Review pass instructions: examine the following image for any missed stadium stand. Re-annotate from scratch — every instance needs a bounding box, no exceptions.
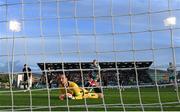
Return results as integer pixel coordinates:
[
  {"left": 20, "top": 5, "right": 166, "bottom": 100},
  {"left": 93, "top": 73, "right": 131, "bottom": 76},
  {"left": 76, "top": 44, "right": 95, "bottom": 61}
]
[{"left": 37, "top": 61, "right": 153, "bottom": 87}]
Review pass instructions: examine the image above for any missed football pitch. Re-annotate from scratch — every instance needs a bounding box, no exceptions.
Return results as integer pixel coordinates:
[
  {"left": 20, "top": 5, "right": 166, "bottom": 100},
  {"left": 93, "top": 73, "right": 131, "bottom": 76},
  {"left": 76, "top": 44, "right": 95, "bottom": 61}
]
[{"left": 0, "top": 86, "right": 180, "bottom": 111}]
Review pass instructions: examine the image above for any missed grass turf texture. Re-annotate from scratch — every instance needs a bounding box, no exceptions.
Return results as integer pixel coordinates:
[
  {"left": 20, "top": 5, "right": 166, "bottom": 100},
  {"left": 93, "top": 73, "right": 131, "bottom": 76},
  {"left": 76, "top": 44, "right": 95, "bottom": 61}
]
[{"left": 0, "top": 86, "right": 180, "bottom": 111}]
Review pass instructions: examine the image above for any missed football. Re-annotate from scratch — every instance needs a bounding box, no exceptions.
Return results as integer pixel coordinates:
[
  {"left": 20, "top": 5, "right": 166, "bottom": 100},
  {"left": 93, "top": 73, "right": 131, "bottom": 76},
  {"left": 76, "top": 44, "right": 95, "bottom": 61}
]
[{"left": 66, "top": 93, "right": 73, "bottom": 99}]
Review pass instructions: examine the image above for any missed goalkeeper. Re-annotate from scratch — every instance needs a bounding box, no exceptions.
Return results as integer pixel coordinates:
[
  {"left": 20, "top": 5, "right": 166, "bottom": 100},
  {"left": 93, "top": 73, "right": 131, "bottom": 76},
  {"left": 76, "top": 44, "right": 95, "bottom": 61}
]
[{"left": 58, "top": 73, "right": 102, "bottom": 100}]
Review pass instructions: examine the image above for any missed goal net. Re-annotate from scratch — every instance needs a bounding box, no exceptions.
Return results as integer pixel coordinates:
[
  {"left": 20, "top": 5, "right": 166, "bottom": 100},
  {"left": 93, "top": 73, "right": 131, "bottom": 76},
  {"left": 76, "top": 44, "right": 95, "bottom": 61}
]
[{"left": 0, "top": 0, "right": 180, "bottom": 111}]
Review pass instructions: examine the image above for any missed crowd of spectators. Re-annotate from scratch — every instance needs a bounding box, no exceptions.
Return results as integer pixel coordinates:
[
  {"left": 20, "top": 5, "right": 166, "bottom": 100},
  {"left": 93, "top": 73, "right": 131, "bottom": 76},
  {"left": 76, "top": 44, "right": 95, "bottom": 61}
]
[{"left": 35, "top": 69, "right": 153, "bottom": 88}]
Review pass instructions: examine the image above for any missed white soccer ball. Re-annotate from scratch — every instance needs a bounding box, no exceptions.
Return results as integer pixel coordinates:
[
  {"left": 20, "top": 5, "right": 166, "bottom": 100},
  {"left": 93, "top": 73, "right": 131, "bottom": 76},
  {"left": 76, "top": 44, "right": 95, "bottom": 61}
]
[{"left": 66, "top": 93, "right": 73, "bottom": 99}]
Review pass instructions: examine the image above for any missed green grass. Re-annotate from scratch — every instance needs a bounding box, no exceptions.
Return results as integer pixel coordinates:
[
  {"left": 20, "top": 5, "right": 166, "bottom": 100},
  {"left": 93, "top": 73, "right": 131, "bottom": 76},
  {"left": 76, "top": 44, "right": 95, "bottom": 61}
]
[{"left": 0, "top": 86, "right": 180, "bottom": 111}]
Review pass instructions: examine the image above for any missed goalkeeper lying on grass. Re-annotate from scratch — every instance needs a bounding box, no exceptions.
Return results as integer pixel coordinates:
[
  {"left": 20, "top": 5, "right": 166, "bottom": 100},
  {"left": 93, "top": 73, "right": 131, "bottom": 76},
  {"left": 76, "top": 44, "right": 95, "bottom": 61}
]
[{"left": 58, "top": 73, "right": 103, "bottom": 100}]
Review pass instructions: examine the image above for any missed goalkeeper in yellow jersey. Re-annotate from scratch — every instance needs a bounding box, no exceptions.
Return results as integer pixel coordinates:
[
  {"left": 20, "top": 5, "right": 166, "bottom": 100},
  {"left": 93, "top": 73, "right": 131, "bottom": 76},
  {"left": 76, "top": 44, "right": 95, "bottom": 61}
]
[{"left": 58, "top": 73, "right": 102, "bottom": 100}]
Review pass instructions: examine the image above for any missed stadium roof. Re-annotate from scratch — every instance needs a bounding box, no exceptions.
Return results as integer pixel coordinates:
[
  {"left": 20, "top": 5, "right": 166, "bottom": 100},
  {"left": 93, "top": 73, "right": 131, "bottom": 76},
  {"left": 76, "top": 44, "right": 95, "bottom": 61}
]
[{"left": 37, "top": 61, "right": 153, "bottom": 71}]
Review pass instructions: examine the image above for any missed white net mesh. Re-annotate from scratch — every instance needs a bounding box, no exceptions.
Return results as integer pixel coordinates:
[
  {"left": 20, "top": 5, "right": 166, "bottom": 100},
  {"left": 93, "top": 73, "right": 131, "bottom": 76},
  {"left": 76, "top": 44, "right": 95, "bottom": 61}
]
[{"left": 0, "top": 0, "right": 180, "bottom": 111}]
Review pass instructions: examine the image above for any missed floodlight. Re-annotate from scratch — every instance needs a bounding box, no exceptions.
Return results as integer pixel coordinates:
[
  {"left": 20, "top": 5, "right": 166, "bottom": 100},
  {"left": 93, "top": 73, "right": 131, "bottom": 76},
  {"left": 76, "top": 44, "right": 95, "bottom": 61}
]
[
  {"left": 9, "top": 20, "right": 21, "bottom": 32},
  {"left": 164, "top": 17, "right": 176, "bottom": 26}
]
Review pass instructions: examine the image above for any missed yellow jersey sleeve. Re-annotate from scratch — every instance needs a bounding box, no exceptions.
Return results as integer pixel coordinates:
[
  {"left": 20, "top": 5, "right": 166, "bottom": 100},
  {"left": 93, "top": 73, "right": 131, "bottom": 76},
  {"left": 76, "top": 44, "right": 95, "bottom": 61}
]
[
  {"left": 59, "top": 81, "right": 83, "bottom": 99},
  {"left": 69, "top": 81, "right": 82, "bottom": 97}
]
